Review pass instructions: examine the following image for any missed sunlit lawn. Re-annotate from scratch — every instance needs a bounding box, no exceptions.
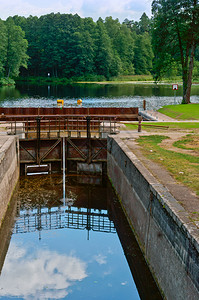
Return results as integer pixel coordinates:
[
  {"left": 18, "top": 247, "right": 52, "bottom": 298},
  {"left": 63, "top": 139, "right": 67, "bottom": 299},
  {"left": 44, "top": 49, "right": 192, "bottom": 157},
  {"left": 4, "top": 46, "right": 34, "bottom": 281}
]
[
  {"left": 137, "top": 135, "right": 199, "bottom": 196},
  {"left": 158, "top": 104, "right": 199, "bottom": 120},
  {"left": 123, "top": 120, "right": 199, "bottom": 195}
]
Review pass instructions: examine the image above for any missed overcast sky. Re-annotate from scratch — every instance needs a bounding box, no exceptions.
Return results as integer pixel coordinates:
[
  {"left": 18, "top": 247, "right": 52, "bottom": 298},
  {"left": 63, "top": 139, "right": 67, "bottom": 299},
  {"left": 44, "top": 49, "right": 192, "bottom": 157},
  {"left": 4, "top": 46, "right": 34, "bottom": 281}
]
[{"left": 0, "top": 0, "right": 152, "bottom": 22}]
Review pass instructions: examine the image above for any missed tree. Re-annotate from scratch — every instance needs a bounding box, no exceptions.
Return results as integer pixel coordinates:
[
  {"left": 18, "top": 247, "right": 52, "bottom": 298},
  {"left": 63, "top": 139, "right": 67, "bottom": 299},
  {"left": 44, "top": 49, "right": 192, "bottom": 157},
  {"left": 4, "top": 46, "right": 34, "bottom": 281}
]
[
  {"left": 139, "top": 13, "right": 151, "bottom": 34},
  {"left": 104, "top": 17, "right": 134, "bottom": 74},
  {"left": 0, "top": 19, "right": 7, "bottom": 77},
  {"left": 63, "top": 30, "right": 95, "bottom": 77},
  {"left": 134, "top": 32, "right": 153, "bottom": 74},
  {"left": 4, "top": 17, "right": 28, "bottom": 78},
  {"left": 94, "top": 19, "right": 119, "bottom": 78},
  {"left": 152, "top": 0, "right": 199, "bottom": 103},
  {"left": 13, "top": 15, "right": 41, "bottom": 76}
]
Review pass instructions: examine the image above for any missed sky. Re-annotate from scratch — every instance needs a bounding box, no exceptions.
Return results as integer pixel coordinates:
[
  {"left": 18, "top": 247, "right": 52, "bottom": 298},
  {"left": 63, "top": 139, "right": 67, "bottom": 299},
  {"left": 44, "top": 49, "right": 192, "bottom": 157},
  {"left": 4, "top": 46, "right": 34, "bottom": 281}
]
[{"left": 0, "top": 0, "right": 152, "bottom": 22}]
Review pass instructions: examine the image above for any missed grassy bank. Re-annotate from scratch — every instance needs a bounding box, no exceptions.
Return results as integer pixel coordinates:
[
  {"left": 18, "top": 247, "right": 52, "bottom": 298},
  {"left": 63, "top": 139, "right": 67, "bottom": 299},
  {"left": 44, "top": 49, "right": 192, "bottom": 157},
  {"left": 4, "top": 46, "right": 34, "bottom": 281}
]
[
  {"left": 137, "top": 134, "right": 199, "bottom": 196},
  {"left": 124, "top": 99, "right": 199, "bottom": 193},
  {"left": 124, "top": 108, "right": 199, "bottom": 195},
  {"left": 158, "top": 104, "right": 199, "bottom": 120}
]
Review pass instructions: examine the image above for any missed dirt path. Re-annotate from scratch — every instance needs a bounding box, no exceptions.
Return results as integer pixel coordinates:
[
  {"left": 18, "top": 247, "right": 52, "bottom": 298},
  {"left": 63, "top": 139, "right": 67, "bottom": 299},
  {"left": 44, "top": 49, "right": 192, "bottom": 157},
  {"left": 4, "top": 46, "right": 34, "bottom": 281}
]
[{"left": 159, "top": 132, "right": 199, "bottom": 156}]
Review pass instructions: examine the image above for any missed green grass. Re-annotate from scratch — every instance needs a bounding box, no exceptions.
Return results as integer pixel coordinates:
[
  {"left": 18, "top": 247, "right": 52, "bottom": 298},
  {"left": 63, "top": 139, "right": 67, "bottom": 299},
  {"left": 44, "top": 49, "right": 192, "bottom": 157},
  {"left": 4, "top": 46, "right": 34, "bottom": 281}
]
[
  {"left": 111, "top": 74, "right": 154, "bottom": 82},
  {"left": 173, "top": 134, "right": 199, "bottom": 151},
  {"left": 158, "top": 104, "right": 199, "bottom": 120},
  {"left": 137, "top": 135, "right": 199, "bottom": 195},
  {"left": 125, "top": 122, "right": 199, "bottom": 130}
]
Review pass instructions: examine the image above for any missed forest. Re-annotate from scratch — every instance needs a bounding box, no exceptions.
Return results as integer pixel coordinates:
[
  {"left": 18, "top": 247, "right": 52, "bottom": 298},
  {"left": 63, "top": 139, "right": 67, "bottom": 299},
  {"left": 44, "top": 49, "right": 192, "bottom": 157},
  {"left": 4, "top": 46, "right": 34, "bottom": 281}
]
[
  {"left": 0, "top": 1, "right": 199, "bottom": 103},
  {"left": 0, "top": 13, "right": 153, "bottom": 81}
]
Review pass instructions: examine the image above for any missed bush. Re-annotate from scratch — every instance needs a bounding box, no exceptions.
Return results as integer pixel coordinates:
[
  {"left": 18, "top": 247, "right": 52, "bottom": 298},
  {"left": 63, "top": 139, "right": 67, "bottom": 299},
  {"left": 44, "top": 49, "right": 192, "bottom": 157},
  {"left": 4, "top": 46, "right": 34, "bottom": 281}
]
[{"left": 0, "top": 77, "right": 15, "bottom": 86}]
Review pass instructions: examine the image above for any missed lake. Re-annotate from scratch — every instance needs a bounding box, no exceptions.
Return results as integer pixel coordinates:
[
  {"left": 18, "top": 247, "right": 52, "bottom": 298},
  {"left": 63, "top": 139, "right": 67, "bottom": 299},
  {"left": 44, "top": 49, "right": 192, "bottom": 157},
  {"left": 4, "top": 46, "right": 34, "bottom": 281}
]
[{"left": 0, "top": 82, "right": 199, "bottom": 110}]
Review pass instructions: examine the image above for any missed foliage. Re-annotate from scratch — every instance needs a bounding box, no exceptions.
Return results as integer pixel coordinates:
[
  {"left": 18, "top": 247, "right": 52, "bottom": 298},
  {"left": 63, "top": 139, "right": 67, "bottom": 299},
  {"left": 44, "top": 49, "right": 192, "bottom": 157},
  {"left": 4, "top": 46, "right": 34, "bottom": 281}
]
[
  {"left": 17, "top": 74, "right": 106, "bottom": 85},
  {"left": 0, "top": 17, "right": 28, "bottom": 81},
  {"left": 134, "top": 32, "right": 154, "bottom": 74},
  {"left": 0, "top": 77, "right": 15, "bottom": 86},
  {"left": 0, "top": 19, "right": 7, "bottom": 77},
  {"left": 151, "top": 0, "right": 199, "bottom": 103},
  {"left": 123, "top": 13, "right": 152, "bottom": 34},
  {"left": 2, "top": 10, "right": 199, "bottom": 82},
  {"left": 123, "top": 13, "right": 154, "bottom": 75},
  {"left": 4, "top": 18, "right": 28, "bottom": 78},
  {"left": 9, "top": 13, "right": 155, "bottom": 80},
  {"left": 193, "top": 60, "right": 199, "bottom": 79}
]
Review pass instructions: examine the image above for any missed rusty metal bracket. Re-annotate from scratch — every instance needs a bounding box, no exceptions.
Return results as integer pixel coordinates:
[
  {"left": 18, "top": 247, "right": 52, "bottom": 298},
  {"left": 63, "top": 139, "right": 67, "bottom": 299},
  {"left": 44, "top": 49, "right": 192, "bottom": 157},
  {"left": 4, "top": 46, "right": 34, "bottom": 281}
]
[
  {"left": 39, "top": 138, "right": 61, "bottom": 162},
  {"left": 19, "top": 144, "right": 36, "bottom": 161},
  {"left": 87, "top": 139, "right": 107, "bottom": 163},
  {"left": 66, "top": 138, "right": 87, "bottom": 160}
]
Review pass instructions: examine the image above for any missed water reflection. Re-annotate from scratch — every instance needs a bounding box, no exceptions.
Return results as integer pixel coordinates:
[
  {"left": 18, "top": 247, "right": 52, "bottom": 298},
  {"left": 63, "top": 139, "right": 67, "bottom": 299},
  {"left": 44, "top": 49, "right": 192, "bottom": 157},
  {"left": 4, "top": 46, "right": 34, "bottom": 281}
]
[
  {"left": 0, "top": 175, "right": 162, "bottom": 299},
  {"left": 14, "top": 175, "right": 114, "bottom": 238},
  {"left": 0, "top": 244, "right": 87, "bottom": 299},
  {"left": 0, "top": 83, "right": 199, "bottom": 110}
]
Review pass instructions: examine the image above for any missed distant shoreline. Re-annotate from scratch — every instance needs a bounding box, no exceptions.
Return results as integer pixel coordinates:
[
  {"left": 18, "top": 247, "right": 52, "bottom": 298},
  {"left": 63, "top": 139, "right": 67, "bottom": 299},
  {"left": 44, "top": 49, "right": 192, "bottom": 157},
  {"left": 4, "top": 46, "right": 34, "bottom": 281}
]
[{"left": 2, "top": 76, "right": 199, "bottom": 87}]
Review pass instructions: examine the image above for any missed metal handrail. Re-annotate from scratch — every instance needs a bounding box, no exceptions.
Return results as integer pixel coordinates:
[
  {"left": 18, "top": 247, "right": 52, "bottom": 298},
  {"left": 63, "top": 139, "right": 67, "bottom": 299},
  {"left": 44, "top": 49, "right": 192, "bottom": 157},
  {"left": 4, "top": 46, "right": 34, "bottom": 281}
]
[{"left": 1, "top": 115, "right": 120, "bottom": 139}]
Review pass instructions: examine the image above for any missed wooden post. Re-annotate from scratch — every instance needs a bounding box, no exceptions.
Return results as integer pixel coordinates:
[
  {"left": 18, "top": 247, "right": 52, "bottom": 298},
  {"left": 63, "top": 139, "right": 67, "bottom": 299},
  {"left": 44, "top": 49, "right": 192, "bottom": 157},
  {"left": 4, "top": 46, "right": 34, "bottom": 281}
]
[
  {"left": 138, "top": 115, "right": 142, "bottom": 132},
  {"left": 143, "top": 99, "right": 146, "bottom": 110}
]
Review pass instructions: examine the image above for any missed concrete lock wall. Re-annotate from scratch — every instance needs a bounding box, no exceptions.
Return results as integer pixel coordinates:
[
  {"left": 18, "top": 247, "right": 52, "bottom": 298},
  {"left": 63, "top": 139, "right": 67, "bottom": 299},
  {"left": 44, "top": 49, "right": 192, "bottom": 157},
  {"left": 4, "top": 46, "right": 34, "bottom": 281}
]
[
  {"left": 107, "top": 135, "right": 199, "bottom": 300},
  {"left": 0, "top": 136, "right": 20, "bottom": 227}
]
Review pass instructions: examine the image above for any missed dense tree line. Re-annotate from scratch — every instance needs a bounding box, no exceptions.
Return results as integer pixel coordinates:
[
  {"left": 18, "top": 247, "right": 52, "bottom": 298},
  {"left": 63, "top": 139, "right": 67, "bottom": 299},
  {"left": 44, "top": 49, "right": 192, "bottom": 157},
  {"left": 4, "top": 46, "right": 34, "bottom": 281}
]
[
  {"left": 0, "top": 17, "right": 28, "bottom": 81},
  {"left": 1, "top": 13, "right": 153, "bottom": 80}
]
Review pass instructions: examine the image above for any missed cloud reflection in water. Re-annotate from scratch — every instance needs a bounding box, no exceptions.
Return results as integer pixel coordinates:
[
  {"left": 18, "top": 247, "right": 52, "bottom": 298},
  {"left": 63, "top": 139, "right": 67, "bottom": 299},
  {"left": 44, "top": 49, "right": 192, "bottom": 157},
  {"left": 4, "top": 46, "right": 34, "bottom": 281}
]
[{"left": 0, "top": 243, "right": 87, "bottom": 299}]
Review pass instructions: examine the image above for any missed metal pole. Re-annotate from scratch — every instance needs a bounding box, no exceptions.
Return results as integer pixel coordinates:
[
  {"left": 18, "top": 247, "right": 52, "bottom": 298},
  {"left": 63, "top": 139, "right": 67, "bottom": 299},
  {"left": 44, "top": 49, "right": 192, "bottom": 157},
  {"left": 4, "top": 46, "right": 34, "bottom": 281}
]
[
  {"left": 86, "top": 116, "right": 91, "bottom": 139},
  {"left": 36, "top": 117, "right": 41, "bottom": 164},
  {"left": 174, "top": 90, "right": 176, "bottom": 104},
  {"left": 63, "top": 137, "right": 66, "bottom": 206},
  {"left": 86, "top": 116, "right": 91, "bottom": 163}
]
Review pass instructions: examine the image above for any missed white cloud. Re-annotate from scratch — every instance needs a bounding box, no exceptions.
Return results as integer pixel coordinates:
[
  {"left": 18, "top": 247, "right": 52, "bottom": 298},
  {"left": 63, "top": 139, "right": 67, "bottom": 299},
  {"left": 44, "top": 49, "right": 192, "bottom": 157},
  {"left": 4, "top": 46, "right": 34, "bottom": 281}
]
[
  {"left": 0, "top": 0, "right": 152, "bottom": 21},
  {"left": 82, "top": 0, "right": 151, "bottom": 20},
  {"left": 93, "top": 254, "right": 107, "bottom": 265},
  {"left": 0, "top": 243, "right": 87, "bottom": 299},
  {"left": 121, "top": 281, "right": 128, "bottom": 286}
]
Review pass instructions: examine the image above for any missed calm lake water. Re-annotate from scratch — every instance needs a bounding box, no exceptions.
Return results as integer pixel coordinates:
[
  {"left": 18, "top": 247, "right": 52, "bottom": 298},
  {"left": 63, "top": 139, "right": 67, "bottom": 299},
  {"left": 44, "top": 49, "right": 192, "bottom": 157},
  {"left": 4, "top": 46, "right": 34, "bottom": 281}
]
[
  {"left": 0, "top": 83, "right": 199, "bottom": 110},
  {"left": 0, "top": 175, "right": 162, "bottom": 300}
]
